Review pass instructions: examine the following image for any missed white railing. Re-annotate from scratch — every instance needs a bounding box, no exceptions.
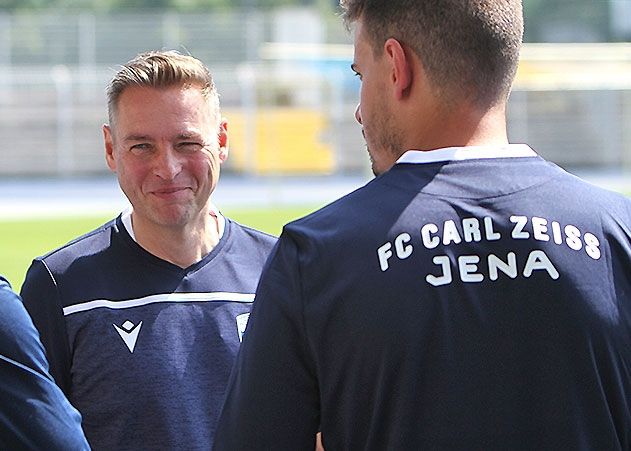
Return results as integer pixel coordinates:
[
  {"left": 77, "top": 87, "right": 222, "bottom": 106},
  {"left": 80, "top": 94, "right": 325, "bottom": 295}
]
[{"left": 0, "top": 11, "right": 630, "bottom": 175}]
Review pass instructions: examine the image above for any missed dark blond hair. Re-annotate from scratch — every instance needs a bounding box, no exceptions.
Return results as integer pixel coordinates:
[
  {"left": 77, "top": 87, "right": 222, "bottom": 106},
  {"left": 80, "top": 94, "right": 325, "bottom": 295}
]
[
  {"left": 106, "top": 50, "right": 220, "bottom": 127},
  {"left": 340, "top": 0, "right": 523, "bottom": 107}
]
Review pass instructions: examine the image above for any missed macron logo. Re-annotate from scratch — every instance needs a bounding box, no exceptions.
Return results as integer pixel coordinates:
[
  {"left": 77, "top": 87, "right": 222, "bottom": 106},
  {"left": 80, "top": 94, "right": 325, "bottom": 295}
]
[{"left": 113, "top": 320, "right": 143, "bottom": 353}]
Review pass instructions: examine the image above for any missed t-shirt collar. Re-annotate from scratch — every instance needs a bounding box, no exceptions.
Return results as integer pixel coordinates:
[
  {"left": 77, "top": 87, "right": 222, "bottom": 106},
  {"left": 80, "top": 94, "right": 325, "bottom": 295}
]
[
  {"left": 121, "top": 203, "right": 225, "bottom": 243},
  {"left": 396, "top": 144, "right": 537, "bottom": 165}
]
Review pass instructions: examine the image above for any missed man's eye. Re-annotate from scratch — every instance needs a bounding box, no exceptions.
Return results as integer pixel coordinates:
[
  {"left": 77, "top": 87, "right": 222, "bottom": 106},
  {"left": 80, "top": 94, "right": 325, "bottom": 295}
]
[
  {"left": 178, "top": 142, "right": 203, "bottom": 152},
  {"left": 130, "top": 144, "right": 151, "bottom": 154}
]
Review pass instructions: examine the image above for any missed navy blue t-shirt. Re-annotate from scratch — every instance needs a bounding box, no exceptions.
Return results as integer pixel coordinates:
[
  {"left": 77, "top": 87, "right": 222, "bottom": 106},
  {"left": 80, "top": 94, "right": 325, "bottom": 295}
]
[
  {"left": 215, "top": 146, "right": 631, "bottom": 450},
  {"left": 20, "top": 216, "right": 276, "bottom": 451}
]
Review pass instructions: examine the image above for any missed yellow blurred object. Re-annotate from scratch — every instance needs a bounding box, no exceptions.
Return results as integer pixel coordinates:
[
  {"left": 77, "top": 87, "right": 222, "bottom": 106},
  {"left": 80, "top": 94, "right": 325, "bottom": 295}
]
[
  {"left": 514, "top": 43, "right": 631, "bottom": 90},
  {"left": 224, "top": 107, "right": 334, "bottom": 174}
]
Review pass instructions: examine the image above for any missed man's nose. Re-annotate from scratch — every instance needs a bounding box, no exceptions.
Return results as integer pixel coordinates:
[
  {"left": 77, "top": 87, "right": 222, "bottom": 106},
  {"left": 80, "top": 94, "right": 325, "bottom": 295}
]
[
  {"left": 153, "top": 147, "right": 182, "bottom": 180},
  {"left": 355, "top": 104, "right": 362, "bottom": 125}
]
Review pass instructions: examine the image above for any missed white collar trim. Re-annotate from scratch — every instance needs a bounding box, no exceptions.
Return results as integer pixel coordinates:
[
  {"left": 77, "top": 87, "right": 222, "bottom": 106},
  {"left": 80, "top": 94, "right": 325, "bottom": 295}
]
[
  {"left": 121, "top": 208, "right": 135, "bottom": 240},
  {"left": 120, "top": 203, "right": 225, "bottom": 243},
  {"left": 396, "top": 144, "right": 536, "bottom": 165}
]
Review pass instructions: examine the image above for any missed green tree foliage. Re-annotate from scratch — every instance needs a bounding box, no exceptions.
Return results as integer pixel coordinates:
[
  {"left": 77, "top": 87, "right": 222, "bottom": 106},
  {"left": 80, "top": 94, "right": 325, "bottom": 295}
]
[
  {"left": 0, "top": 0, "right": 614, "bottom": 42},
  {"left": 523, "top": 0, "right": 610, "bottom": 41},
  {"left": 0, "top": 0, "right": 315, "bottom": 11},
  {"left": 0, "top": 0, "right": 49, "bottom": 9}
]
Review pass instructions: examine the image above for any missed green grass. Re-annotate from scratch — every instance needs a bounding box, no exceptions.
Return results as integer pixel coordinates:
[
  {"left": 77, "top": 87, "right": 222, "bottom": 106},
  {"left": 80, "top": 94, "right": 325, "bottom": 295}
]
[{"left": 0, "top": 205, "right": 317, "bottom": 292}]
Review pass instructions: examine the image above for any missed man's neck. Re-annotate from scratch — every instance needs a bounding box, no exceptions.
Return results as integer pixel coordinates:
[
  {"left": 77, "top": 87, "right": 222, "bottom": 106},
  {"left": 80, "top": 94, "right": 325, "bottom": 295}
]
[
  {"left": 131, "top": 211, "right": 221, "bottom": 269},
  {"left": 402, "top": 97, "right": 509, "bottom": 152}
]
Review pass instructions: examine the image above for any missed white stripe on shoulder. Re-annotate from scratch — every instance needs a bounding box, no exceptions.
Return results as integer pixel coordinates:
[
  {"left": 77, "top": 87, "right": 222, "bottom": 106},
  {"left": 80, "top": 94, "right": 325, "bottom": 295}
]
[
  {"left": 63, "top": 292, "right": 255, "bottom": 316},
  {"left": 396, "top": 144, "right": 537, "bottom": 165}
]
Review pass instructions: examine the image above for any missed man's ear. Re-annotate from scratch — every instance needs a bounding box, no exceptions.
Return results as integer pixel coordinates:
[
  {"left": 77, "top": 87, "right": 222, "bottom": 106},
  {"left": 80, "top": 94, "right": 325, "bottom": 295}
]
[
  {"left": 384, "top": 38, "right": 412, "bottom": 100},
  {"left": 217, "top": 119, "right": 229, "bottom": 163},
  {"left": 103, "top": 124, "right": 117, "bottom": 172}
]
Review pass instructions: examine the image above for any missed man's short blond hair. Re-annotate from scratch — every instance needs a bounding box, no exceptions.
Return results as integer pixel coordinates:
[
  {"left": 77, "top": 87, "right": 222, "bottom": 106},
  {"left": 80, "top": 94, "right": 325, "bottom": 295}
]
[{"left": 106, "top": 50, "right": 220, "bottom": 128}]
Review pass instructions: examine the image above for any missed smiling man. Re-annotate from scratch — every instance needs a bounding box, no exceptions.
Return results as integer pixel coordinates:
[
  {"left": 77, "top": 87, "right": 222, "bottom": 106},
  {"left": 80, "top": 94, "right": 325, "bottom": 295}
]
[{"left": 20, "top": 50, "right": 276, "bottom": 450}]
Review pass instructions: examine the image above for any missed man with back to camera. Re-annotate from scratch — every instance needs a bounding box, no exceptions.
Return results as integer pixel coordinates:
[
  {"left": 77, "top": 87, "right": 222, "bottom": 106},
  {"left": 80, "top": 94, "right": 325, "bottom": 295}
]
[
  {"left": 0, "top": 275, "right": 89, "bottom": 450},
  {"left": 19, "top": 50, "right": 277, "bottom": 450},
  {"left": 213, "top": 1, "right": 631, "bottom": 449}
]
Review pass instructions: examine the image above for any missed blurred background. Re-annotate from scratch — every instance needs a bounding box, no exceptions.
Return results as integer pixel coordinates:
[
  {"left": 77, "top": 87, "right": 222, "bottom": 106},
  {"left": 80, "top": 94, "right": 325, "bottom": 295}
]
[{"left": 0, "top": 0, "right": 630, "bottom": 179}]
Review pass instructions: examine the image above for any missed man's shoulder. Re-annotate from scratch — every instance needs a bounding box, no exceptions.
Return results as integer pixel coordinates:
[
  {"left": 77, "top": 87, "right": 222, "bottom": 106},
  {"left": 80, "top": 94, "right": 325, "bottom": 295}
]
[
  {"left": 284, "top": 179, "right": 379, "bottom": 235},
  {"left": 36, "top": 217, "right": 120, "bottom": 269},
  {"left": 0, "top": 278, "right": 28, "bottom": 329},
  {"left": 226, "top": 219, "right": 278, "bottom": 248},
  {"left": 555, "top": 170, "right": 631, "bottom": 214},
  {"left": 0, "top": 278, "right": 43, "bottom": 363}
]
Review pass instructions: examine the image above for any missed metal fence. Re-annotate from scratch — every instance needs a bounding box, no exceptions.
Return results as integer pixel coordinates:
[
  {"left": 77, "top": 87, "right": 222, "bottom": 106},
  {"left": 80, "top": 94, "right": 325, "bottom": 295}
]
[
  {"left": 1, "top": 11, "right": 630, "bottom": 177},
  {"left": 0, "top": 9, "right": 350, "bottom": 67}
]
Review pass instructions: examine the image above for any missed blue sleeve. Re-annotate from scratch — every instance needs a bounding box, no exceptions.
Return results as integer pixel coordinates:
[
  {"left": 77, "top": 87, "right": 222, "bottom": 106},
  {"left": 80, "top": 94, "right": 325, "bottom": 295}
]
[
  {"left": 20, "top": 259, "right": 72, "bottom": 394},
  {"left": 213, "top": 233, "right": 320, "bottom": 451},
  {"left": 0, "top": 276, "right": 90, "bottom": 450}
]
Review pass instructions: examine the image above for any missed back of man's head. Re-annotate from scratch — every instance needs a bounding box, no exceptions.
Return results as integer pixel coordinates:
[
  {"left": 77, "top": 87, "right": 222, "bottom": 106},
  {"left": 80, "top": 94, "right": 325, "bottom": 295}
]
[
  {"left": 340, "top": 0, "right": 523, "bottom": 108},
  {"left": 106, "top": 50, "right": 220, "bottom": 128}
]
